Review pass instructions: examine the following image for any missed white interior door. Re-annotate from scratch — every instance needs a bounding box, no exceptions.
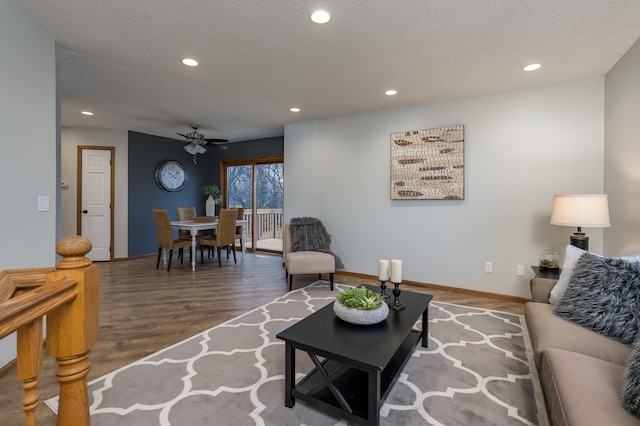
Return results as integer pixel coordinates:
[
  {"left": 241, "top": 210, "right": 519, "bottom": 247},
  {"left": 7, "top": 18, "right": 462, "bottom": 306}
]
[{"left": 81, "top": 148, "right": 112, "bottom": 261}]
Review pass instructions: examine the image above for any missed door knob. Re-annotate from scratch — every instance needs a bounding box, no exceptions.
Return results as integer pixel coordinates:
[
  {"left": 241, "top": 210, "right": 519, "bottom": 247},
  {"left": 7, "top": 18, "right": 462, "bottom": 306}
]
[{"left": 82, "top": 210, "right": 88, "bottom": 214}]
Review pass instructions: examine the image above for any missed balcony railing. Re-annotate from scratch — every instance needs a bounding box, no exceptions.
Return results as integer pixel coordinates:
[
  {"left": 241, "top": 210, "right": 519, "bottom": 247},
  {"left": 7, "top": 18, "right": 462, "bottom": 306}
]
[{"left": 240, "top": 208, "right": 283, "bottom": 251}]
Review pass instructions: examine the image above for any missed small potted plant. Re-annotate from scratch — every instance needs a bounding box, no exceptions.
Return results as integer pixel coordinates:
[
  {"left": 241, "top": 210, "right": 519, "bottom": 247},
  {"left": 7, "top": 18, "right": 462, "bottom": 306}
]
[
  {"left": 202, "top": 184, "right": 221, "bottom": 216},
  {"left": 333, "top": 285, "right": 389, "bottom": 325}
]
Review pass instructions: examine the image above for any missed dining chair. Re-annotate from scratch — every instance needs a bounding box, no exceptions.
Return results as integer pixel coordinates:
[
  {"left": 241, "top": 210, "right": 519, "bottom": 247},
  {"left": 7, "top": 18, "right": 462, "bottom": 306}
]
[
  {"left": 176, "top": 207, "right": 197, "bottom": 240},
  {"left": 153, "top": 209, "right": 192, "bottom": 271},
  {"left": 199, "top": 208, "right": 238, "bottom": 267}
]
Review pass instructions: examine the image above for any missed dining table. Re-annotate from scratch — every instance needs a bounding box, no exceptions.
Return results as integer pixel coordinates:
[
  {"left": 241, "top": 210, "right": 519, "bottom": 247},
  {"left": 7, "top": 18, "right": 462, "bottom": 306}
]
[{"left": 170, "top": 219, "right": 247, "bottom": 271}]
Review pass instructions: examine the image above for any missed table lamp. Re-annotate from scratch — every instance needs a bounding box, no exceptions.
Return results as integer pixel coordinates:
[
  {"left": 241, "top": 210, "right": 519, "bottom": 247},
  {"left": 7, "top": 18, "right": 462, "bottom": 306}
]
[{"left": 549, "top": 194, "right": 611, "bottom": 251}]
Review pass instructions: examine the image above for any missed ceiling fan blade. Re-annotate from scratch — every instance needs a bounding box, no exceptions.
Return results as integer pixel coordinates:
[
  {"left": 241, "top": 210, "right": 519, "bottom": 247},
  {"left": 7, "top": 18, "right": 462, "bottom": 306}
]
[{"left": 177, "top": 125, "right": 228, "bottom": 151}]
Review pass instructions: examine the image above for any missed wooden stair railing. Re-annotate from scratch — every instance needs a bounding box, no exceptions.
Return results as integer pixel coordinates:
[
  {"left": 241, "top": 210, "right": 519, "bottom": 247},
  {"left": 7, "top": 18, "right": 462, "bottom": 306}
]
[{"left": 0, "top": 236, "right": 99, "bottom": 426}]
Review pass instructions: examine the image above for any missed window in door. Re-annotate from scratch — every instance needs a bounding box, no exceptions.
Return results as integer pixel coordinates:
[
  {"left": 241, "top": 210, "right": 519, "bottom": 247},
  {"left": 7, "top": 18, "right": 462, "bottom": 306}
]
[{"left": 223, "top": 156, "right": 283, "bottom": 253}]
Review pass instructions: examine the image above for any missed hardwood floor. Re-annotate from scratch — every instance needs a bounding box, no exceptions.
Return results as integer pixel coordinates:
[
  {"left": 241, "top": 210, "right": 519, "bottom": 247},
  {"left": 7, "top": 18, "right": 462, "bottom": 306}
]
[{"left": 0, "top": 252, "right": 524, "bottom": 425}]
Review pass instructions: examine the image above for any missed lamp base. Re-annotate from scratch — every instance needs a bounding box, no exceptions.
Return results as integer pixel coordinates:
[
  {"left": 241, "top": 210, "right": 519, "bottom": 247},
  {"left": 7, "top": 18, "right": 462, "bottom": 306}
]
[{"left": 570, "top": 233, "right": 589, "bottom": 251}]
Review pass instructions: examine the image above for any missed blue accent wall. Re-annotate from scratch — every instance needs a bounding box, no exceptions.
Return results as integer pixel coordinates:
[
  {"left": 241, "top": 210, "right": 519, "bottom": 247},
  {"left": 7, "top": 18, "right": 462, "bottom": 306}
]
[{"left": 127, "top": 131, "right": 283, "bottom": 256}]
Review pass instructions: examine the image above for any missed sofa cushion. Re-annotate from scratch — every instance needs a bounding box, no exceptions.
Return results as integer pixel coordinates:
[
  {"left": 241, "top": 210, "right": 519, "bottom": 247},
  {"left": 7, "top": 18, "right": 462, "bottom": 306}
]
[
  {"left": 622, "top": 339, "right": 640, "bottom": 418},
  {"left": 554, "top": 252, "right": 640, "bottom": 345},
  {"left": 525, "top": 302, "right": 631, "bottom": 370},
  {"left": 541, "top": 348, "right": 640, "bottom": 426},
  {"left": 285, "top": 251, "right": 335, "bottom": 275}
]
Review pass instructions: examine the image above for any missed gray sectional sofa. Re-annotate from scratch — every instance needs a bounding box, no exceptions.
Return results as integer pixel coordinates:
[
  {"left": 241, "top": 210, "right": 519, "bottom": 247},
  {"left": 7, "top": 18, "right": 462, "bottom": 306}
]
[{"left": 525, "top": 277, "right": 639, "bottom": 426}]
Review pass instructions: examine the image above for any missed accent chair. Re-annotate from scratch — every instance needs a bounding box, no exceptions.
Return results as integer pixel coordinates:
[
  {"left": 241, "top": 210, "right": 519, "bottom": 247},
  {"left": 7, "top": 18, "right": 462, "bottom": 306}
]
[{"left": 284, "top": 222, "right": 335, "bottom": 291}]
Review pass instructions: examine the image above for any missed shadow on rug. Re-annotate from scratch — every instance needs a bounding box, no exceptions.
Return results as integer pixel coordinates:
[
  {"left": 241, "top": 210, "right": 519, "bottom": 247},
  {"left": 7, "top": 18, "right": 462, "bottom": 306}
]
[{"left": 45, "top": 281, "right": 548, "bottom": 425}]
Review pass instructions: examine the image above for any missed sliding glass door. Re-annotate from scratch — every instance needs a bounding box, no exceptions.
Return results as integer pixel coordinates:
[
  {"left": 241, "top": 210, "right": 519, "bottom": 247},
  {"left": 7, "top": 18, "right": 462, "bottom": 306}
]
[{"left": 223, "top": 156, "right": 283, "bottom": 253}]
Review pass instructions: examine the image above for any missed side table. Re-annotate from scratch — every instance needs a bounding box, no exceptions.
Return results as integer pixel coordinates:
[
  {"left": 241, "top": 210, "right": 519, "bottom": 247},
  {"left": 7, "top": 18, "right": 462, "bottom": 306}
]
[{"left": 530, "top": 266, "right": 561, "bottom": 280}]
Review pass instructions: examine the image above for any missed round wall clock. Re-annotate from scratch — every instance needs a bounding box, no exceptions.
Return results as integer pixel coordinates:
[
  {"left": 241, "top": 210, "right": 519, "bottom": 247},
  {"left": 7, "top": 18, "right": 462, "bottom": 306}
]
[{"left": 154, "top": 159, "right": 188, "bottom": 192}]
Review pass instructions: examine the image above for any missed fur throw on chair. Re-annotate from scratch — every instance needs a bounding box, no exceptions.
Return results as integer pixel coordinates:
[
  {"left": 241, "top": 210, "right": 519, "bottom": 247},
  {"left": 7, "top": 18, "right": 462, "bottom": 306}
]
[{"left": 289, "top": 217, "right": 344, "bottom": 270}]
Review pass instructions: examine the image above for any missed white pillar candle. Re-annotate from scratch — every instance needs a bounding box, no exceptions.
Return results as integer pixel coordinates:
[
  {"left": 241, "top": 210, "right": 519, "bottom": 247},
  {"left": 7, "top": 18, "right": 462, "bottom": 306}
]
[
  {"left": 378, "top": 259, "right": 390, "bottom": 281},
  {"left": 390, "top": 259, "right": 402, "bottom": 282}
]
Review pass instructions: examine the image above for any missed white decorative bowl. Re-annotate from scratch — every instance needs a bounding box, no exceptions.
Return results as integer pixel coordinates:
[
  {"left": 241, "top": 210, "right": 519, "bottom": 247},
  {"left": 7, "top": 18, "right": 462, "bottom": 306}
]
[{"left": 333, "top": 300, "right": 389, "bottom": 325}]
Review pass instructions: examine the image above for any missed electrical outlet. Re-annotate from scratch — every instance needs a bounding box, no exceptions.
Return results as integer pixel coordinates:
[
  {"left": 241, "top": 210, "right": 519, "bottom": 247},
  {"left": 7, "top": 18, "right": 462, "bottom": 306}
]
[
  {"left": 485, "top": 262, "right": 493, "bottom": 273},
  {"left": 516, "top": 265, "right": 525, "bottom": 276}
]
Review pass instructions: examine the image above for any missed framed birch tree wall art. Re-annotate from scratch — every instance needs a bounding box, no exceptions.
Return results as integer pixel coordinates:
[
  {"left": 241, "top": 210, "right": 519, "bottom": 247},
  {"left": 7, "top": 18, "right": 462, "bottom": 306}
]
[{"left": 390, "top": 125, "right": 464, "bottom": 200}]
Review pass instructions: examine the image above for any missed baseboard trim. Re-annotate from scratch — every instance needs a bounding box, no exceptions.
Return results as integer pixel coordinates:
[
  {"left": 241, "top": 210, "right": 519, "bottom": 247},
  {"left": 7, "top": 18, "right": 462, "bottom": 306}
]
[
  {"left": 336, "top": 271, "right": 530, "bottom": 304},
  {"left": 0, "top": 358, "right": 16, "bottom": 379}
]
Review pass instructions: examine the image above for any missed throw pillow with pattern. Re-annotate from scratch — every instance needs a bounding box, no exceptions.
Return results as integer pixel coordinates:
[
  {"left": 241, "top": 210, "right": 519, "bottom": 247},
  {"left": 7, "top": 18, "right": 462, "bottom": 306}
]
[
  {"left": 621, "top": 338, "right": 640, "bottom": 418},
  {"left": 554, "top": 252, "right": 640, "bottom": 345}
]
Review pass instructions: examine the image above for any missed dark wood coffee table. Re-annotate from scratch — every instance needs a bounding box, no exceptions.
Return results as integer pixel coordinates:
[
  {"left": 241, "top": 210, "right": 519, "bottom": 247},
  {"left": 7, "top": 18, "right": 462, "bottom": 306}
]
[{"left": 276, "top": 285, "right": 432, "bottom": 425}]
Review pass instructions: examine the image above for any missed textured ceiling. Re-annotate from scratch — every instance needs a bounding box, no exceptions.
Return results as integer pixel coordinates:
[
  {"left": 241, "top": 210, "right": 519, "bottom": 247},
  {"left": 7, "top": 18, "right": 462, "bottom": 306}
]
[{"left": 12, "top": 0, "right": 640, "bottom": 142}]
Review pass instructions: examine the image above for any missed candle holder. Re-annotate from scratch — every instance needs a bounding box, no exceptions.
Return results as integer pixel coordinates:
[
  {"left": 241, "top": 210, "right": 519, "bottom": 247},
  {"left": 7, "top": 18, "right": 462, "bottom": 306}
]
[
  {"left": 389, "top": 281, "right": 405, "bottom": 310},
  {"left": 379, "top": 279, "right": 389, "bottom": 300}
]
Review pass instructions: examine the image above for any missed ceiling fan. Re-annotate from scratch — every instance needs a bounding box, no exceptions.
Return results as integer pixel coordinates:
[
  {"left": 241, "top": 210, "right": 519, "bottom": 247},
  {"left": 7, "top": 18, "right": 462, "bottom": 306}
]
[{"left": 178, "top": 124, "right": 229, "bottom": 163}]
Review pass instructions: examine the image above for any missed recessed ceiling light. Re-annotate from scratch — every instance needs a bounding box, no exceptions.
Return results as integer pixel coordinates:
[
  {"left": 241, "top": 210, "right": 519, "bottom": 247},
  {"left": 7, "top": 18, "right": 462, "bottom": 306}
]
[
  {"left": 290, "top": 107, "right": 301, "bottom": 113},
  {"left": 385, "top": 89, "right": 398, "bottom": 96},
  {"left": 182, "top": 58, "right": 199, "bottom": 67},
  {"left": 523, "top": 63, "right": 541, "bottom": 72},
  {"left": 81, "top": 111, "right": 94, "bottom": 116},
  {"left": 310, "top": 10, "right": 331, "bottom": 24}
]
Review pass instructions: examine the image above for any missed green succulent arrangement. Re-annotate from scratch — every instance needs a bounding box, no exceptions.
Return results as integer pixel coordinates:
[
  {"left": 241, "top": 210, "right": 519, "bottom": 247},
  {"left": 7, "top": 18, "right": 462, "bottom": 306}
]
[{"left": 336, "top": 286, "right": 384, "bottom": 310}]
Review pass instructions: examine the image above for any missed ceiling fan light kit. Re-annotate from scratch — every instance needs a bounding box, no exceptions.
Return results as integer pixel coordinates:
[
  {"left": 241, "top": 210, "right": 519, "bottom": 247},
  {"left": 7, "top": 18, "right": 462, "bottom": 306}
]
[
  {"left": 184, "top": 143, "right": 206, "bottom": 155},
  {"left": 178, "top": 123, "right": 229, "bottom": 163}
]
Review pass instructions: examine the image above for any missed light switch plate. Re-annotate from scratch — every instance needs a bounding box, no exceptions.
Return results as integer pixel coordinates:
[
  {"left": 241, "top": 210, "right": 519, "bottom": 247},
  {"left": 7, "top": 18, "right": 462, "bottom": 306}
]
[{"left": 38, "top": 196, "right": 50, "bottom": 212}]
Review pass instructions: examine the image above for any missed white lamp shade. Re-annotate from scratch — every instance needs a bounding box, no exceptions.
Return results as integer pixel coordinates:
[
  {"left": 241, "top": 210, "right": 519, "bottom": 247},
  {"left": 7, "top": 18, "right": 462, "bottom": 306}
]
[{"left": 550, "top": 194, "right": 611, "bottom": 228}]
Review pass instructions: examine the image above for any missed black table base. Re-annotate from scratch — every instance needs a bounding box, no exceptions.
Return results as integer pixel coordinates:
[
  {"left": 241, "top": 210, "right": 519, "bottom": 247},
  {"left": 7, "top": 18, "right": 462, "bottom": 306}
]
[{"left": 285, "top": 330, "right": 423, "bottom": 425}]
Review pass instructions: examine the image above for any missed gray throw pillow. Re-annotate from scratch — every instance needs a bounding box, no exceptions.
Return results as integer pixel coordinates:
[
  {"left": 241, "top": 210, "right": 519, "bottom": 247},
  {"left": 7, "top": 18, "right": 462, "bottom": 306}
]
[
  {"left": 549, "top": 244, "right": 640, "bottom": 305},
  {"left": 554, "top": 252, "right": 640, "bottom": 345},
  {"left": 621, "top": 339, "right": 640, "bottom": 418}
]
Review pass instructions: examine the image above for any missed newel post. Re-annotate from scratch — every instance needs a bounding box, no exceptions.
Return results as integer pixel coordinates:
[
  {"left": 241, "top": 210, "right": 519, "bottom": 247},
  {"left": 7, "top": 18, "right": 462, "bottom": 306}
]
[{"left": 46, "top": 236, "right": 99, "bottom": 426}]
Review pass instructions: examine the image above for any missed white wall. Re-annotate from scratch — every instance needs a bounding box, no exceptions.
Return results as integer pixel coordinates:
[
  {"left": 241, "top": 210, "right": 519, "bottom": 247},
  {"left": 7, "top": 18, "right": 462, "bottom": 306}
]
[
  {"left": 61, "top": 128, "right": 129, "bottom": 258},
  {"left": 285, "top": 78, "right": 605, "bottom": 298},
  {"left": 0, "top": 1, "right": 57, "bottom": 366},
  {"left": 604, "top": 38, "right": 640, "bottom": 256}
]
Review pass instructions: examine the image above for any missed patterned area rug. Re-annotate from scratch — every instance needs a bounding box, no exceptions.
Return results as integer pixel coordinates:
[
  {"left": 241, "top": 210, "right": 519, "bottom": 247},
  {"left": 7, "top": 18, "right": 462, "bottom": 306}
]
[{"left": 45, "top": 282, "right": 549, "bottom": 425}]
